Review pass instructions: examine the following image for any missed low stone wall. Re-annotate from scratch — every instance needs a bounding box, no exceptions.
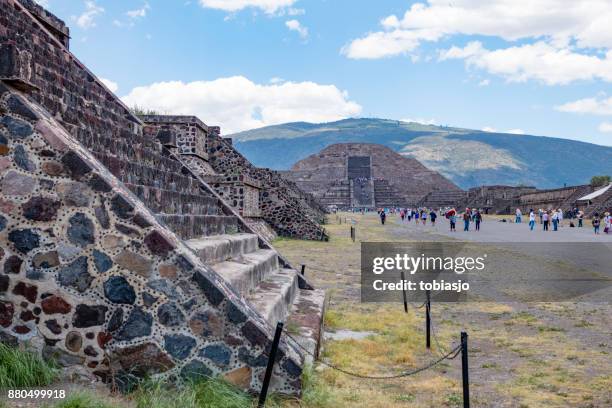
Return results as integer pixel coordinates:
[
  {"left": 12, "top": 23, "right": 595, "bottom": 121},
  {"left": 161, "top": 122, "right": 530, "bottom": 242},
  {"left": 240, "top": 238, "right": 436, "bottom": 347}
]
[
  {"left": 519, "top": 185, "right": 587, "bottom": 210},
  {"left": 0, "top": 86, "right": 303, "bottom": 395}
]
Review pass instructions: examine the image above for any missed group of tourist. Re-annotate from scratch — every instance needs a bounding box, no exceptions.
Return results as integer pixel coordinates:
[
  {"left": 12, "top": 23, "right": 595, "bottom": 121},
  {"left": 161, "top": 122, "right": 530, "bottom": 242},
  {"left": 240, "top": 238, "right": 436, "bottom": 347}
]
[
  {"left": 372, "top": 205, "right": 610, "bottom": 235},
  {"left": 381, "top": 207, "right": 484, "bottom": 232},
  {"left": 521, "top": 208, "right": 610, "bottom": 234}
]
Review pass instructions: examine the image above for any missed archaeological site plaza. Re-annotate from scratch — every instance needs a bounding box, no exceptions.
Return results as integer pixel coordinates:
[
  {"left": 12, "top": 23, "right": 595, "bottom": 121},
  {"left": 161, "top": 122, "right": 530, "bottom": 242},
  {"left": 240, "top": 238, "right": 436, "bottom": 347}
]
[{"left": 0, "top": 1, "right": 611, "bottom": 407}]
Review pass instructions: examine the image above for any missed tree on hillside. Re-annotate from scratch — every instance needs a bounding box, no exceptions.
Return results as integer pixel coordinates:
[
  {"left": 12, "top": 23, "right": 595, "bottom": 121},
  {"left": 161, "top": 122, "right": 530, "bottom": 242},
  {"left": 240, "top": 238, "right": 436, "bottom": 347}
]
[{"left": 590, "top": 175, "right": 611, "bottom": 187}]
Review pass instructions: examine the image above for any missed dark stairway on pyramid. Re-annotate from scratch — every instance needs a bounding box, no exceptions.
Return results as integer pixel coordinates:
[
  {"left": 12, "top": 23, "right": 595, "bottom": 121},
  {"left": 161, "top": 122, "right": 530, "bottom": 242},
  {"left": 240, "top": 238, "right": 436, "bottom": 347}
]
[{"left": 348, "top": 156, "right": 375, "bottom": 208}]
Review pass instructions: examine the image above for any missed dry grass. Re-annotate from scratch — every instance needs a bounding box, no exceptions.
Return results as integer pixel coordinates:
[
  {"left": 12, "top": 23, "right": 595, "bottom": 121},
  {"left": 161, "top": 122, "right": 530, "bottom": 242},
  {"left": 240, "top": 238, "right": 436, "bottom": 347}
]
[{"left": 273, "top": 211, "right": 612, "bottom": 407}]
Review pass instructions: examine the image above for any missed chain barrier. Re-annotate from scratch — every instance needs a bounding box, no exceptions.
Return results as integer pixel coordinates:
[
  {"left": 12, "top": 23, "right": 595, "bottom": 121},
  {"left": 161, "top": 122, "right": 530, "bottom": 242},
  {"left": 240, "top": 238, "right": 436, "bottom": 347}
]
[{"left": 284, "top": 329, "right": 460, "bottom": 380}]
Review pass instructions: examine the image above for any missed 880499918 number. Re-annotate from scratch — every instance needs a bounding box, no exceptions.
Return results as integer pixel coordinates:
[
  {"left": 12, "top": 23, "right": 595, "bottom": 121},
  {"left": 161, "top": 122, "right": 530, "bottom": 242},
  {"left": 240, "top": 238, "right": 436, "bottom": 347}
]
[{"left": 7, "top": 389, "right": 66, "bottom": 399}]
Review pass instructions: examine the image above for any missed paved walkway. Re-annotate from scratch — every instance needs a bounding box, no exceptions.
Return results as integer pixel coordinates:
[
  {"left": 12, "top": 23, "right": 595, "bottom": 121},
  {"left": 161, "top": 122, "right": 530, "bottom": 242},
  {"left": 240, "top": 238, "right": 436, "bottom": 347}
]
[{"left": 396, "top": 215, "right": 612, "bottom": 243}]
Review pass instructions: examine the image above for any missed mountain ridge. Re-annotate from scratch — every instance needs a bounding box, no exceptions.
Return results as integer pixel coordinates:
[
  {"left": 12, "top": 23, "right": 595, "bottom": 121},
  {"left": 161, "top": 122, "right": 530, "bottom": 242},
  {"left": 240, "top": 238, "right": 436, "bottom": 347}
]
[{"left": 230, "top": 118, "right": 612, "bottom": 190}]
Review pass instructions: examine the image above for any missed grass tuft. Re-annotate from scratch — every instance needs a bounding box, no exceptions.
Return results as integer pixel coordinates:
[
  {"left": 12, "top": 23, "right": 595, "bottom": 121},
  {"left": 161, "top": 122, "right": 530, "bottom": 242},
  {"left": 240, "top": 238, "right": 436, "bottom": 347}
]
[
  {"left": 131, "top": 377, "right": 253, "bottom": 408},
  {"left": 300, "top": 364, "right": 337, "bottom": 408},
  {"left": 0, "top": 342, "right": 57, "bottom": 389},
  {"left": 51, "top": 392, "right": 121, "bottom": 408}
]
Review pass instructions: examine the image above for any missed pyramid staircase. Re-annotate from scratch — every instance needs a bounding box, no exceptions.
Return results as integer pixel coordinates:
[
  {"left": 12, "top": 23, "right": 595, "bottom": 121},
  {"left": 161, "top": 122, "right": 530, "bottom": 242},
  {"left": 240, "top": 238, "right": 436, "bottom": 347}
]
[{"left": 373, "top": 179, "right": 408, "bottom": 208}]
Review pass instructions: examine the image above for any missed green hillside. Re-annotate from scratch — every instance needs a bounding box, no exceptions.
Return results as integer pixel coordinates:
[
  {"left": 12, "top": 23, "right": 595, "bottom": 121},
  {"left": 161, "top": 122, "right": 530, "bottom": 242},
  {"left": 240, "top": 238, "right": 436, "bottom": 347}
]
[{"left": 230, "top": 118, "right": 612, "bottom": 190}]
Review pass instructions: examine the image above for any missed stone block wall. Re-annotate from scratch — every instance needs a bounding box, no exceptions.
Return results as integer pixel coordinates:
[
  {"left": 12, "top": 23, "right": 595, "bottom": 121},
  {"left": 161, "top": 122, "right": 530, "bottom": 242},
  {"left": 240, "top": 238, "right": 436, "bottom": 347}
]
[
  {"left": 519, "top": 185, "right": 589, "bottom": 210},
  {"left": 0, "top": 1, "right": 255, "bottom": 242},
  {"left": 0, "top": 85, "right": 303, "bottom": 394},
  {"left": 204, "top": 174, "right": 262, "bottom": 218},
  {"left": 207, "top": 135, "right": 328, "bottom": 240}
]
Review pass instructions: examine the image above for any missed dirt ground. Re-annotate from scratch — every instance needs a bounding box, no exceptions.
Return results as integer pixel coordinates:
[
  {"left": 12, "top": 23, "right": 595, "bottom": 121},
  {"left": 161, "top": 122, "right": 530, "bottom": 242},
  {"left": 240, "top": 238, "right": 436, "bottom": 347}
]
[{"left": 273, "top": 212, "right": 612, "bottom": 408}]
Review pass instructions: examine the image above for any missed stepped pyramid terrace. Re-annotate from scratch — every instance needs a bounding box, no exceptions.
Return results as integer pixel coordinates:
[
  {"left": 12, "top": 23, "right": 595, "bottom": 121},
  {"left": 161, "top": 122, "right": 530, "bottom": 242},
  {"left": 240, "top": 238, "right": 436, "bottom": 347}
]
[
  {"left": 282, "top": 143, "right": 462, "bottom": 209},
  {"left": 0, "top": 0, "right": 325, "bottom": 396}
]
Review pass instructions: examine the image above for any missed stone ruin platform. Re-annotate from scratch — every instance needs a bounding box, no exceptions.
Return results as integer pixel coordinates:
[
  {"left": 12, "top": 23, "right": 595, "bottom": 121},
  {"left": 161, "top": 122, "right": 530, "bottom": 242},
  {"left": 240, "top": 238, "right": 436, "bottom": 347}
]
[{"left": 0, "top": 0, "right": 326, "bottom": 397}]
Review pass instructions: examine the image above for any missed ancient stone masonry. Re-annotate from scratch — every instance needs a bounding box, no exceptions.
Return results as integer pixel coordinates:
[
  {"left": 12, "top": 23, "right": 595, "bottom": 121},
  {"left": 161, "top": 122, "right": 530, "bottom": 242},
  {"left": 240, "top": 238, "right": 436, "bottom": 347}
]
[
  {"left": 0, "top": 0, "right": 326, "bottom": 396},
  {"left": 284, "top": 143, "right": 463, "bottom": 209},
  {"left": 0, "top": 87, "right": 305, "bottom": 393},
  {"left": 139, "top": 115, "right": 327, "bottom": 241},
  {"left": 519, "top": 185, "right": 593, "bottom": 212},
  {"left": 456, "top": 185, "right": 536, "bottom": 214},
  {"left": 206, "top": 138, "right": 328, "bottom": 240}
]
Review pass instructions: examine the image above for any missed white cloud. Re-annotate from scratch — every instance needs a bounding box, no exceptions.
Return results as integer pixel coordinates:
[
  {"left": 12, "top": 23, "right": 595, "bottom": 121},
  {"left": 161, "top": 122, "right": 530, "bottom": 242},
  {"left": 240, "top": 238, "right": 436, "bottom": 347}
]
[
  {"left": 556, "top": 95, "right": 612, "bottom": 115},
  {"left": 343, "top": 1, "right": 612, "bottom": 86},
  {"left": 198, "top": 0, "right": 297, "bottom": 14},
  {"left": 342, "top": 28, "right": 441, "bottom": 60},
  {"left": 99, "top": 78, "right": 119, "bottom": 93},
  {"left": 73, "top": 1, "right": 104, "bottom": 29},
  {"left": 287, "top": 8, "right": 304, "bottom": 16},
  {"left": 127, "top": 2, "right": 150, "bottom": 19},
  {"left": 401, "top": 118, "right": 437, "bottom": 126},
  {"left": 439, "top": 41, "right": 612, "bottom": 85},
  {"left": 483, "top": 126, "right": 526, "bottom": 134},
  {"left": 34, "top": 0, "right": 50, "bottom": 7},
  {"left": 121, "top": 76, "right": 362, "bottom": 134},
  {"left": 285, "top": 19, "right": 308, "bottom": 39},
  {"left": 506, "top": 129, "right": 525, "bottom": 135},
  {"left": 478, "top": 79, "right": 490, "bottom": 87},
  {"left": 599, "top": 122, "right": 612, "bottom": 133},
  {"left": 344, "top": 0, "right": 612, "bottom": 59}
]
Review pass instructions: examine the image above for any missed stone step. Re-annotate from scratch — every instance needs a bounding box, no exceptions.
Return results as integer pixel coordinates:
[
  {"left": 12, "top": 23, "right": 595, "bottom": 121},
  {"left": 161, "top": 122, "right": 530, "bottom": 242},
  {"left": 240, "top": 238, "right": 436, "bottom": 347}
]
[
  {"left": 286, "top": 289, "right": 326, "bottom": 364},
  {"left": 186, "top": 233, "right": 260, "bottom": 264},
  {"left": 210, "top": 249, "right": 279, "bottom": 295},
  {"left": 246, "top": 268, "right": 300, "bottom": 327},
  {"left": 156, "top": 214, "right": 239, "bottom": 240},
  {"left": 126, "top": 183, "right": 222, "bottom": 216}
]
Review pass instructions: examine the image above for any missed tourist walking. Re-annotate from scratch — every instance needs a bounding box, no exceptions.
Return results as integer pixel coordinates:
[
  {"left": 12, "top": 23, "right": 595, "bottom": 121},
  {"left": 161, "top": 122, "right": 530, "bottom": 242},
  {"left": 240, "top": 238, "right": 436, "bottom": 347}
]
[
  {"left": 543, "top": 211, "right": 550, "bottom": 231},
  {"left": 474, "top": 210, "right": 482, "bottom": 231},
  {"left": 446, "top": 208, "right": 457, "bottom": 232},
  {"left": 529, "top": 209, "right": 536, "bottom": 231},
  {"left": 557, "top": 209, "right": 564, "bottom": 227},
  {"left": 552, "top": 210, "right": 559, "bottom": 231},
  {"left": 429, "top": 209, "right": 437, "bottom": 226},
  {"left": 592, "top": 213, "right": 601, "bottom": 234},
  {"left": 379, "top": 210, "right": 386, "bottom": 225},
  {"left": 463, "top": 209, "right": 471, "bottom": 231},
  {"left": 515, "top": 208, "right": 522, "bottom": 223},
  {"left": 577, "top": 211, "right": 584, "bottom": 227},
  {"left": 604, "top": 212, "right": 611, "bottom": 234},
  {"left": 538, "top": 209, "right": 543, "bottom": 224}
]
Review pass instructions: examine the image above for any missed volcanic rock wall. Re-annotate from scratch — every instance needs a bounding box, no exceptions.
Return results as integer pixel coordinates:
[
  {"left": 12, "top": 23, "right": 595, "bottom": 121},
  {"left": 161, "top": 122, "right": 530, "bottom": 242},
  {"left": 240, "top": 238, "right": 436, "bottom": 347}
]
[
  {"left": 0, "top": 87, "right": 303, "bottom": 394},
  {"left": 206, "top": 133, "right": 328, "bottom": 241},
  {"left": 0, "top": 0, "right": 306, "bottom": 395}
]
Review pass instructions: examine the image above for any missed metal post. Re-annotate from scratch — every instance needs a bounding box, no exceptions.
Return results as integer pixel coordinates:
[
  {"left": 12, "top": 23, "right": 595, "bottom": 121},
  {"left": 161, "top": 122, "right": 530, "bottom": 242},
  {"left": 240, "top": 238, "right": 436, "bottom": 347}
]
[
  {"left": 425, "top": 290, "right": 431, "bottom": 349},
  {"left": 461, "top": 331, "right": 470, "bottom": 408},
  {"left": 300, "top": 264, "right": 305, "bottom": 276},
  {"left": 258, "top": 322, "right": 284, "bottom": 408},
  {"left": 400, "top": 271, "right": 408, "bottom": 313}
]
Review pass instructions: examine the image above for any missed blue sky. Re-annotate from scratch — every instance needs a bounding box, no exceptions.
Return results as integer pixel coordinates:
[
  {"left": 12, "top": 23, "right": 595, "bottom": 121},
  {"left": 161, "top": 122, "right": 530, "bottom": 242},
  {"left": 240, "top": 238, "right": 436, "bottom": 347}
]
[{"left": 39, "top": 0, "right": 612, "bottom": 146}]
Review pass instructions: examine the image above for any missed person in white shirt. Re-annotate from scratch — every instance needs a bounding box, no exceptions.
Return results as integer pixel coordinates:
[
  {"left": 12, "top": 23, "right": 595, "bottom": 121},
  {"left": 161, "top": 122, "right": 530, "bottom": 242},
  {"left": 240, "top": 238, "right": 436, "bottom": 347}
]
[
  {"left": 557, "top": 209, "right": 564, "bottom": 227},
  {"left": 529, "top": 210, "right": 536, "bottom": 231},
  {"left": 552, "top": 211, "right": 559, "bottom": 231},
  {"left": 515, "top": 208, "right": 522, "bottom": 223}
]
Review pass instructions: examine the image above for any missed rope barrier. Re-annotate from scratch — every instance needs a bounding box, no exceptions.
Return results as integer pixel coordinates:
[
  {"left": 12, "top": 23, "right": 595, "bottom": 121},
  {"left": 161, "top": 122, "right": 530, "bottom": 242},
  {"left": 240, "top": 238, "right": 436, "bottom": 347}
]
[{"left": 284, "top": 329, "right": 461, "bottom": 380}]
